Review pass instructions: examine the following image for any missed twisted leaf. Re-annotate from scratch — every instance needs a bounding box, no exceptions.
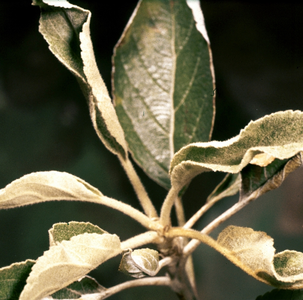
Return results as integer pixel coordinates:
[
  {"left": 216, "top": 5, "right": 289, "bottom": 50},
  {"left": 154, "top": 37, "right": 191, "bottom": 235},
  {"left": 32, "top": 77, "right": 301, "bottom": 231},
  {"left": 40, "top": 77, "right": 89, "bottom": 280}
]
[
  {"left": 217, "top": 226, "right": 303, "bottom": 289},
  {"left": 170, "top": 110, "right": 303, "bottom": 192},
  {"left": 33, "top": 0, "right": 128, "bottom": 159},
  {"left": 0, "top": 171, "right": 102, "bottom": 209}
]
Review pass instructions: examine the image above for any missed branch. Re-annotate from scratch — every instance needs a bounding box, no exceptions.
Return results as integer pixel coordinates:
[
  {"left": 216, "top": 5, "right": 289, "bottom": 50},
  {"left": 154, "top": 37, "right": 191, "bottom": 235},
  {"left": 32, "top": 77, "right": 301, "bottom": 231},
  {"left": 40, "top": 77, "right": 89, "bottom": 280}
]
[
  {"left": 183, "top": 201, "right": 214, "bottom": 229},
  {"left": 174, "top": 196, "right": 186, "bottom": 226},
  {"left": 120, "top": 157, "right": 158, "bottom": 218},
  {"left": 97, "top": 195, "right": 160, "bottom": 231},
  {"left": 121, "top": 231, "right": 163, "bottom": 250},
  {"left": 183, "top": 195, "right": 254, "bottom": 256},
  {"left": 98, "top": 276, "right": 171, "bottom": 299},
  {"left": 160, "top": 186, "right": 179, "bottom": 227}
]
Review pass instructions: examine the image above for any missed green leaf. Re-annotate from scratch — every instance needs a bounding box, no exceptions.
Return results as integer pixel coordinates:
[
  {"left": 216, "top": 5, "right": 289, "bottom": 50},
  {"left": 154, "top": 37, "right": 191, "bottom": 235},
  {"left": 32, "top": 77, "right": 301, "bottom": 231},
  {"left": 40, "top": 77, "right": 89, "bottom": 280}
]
[
  {"left": 0, "top": 171, "right": 103, "bottom": 209},
  {"left": 241, "top": 152, "right": 302, "bottom": 201},
  {"left": 19, "top": 233, "right": 121, "bottom": 300},
  {"left": 256, "top": 289, "right": 303, "bottom": 300},
  {"left": 49, "top": 221, "right": 107, "bottom": 246},
  {"left": 51, "top": 276, "right": 105, "bottom": 299},
  {"left": 216, "top": 225, "right": 303, "bottom": 289},
  {"left": 33, "top": 0, "right": 128, "bottom": 159},
  {"left": 119, "top": 248, "right": 159, "bottom": 278},
  {"left": 170, "top": 110, "right": 303, "bottom": 191},
  {"left": 0, "top": 260, "right": 35, "bottom": 300},
  {"left": 206, "top": 173, "right": 241, "bottom": 204},
  {"left": 112, "top": 0, "right": 215, "bottom": 189}
]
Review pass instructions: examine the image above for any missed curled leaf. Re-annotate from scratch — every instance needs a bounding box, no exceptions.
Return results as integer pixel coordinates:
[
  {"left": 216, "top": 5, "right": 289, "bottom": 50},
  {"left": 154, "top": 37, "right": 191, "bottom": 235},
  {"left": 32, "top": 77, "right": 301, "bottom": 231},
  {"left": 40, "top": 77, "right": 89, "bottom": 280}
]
[
  {"left": 170, "top": 110, "right": 303, "bottom": 191},
  {"left": 119, "top": 248, "right": 159, "bottom": 278},
  {"left": 241, "top": 152, "right": 303, "bottom": 201},
  {"left": 33, "top": 0, "right": 128, "bottom": 159},
  {"left": 250, "top": 153, "right": 276, "bottom": 167},
  {"left": 217, "top": 225, "right": 303, "bottom": 289},
  {"left": 0, "top": 171, "right": 102, "bottom": 210},
  {"left": 20, "top": 233, "right": 121, "bottom": 300},
  {"left": 206, "top": 173, "right": 241, "bottom": 204}
]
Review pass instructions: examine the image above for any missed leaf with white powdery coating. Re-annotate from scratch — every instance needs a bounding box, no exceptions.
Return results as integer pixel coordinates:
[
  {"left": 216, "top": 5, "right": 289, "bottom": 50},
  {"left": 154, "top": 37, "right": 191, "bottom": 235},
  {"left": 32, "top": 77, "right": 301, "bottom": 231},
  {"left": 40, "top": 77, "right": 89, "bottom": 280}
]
[
  {"left": 33, "top": 0, "right": 128, "bottom": 159},
  {"left": 240, "top": 152, "right": 303, "bottom": 201},
  {"left": 216, "top": 225, "right": 303, "bottom": 289},
  {"left": 19, "top": 233, "right": 121, "bottom": 300},
  {"left": 0, "top": 171, "right": 103, "bottom": 210},
  {"left": 113, "top": 0, "right": 215, "bottom": 189},
  {"left": 0, "top": 260, "right": 35, "bottom": 300},
  {"left": 170, "top": 110, "right": 303, "bottom": 191}
]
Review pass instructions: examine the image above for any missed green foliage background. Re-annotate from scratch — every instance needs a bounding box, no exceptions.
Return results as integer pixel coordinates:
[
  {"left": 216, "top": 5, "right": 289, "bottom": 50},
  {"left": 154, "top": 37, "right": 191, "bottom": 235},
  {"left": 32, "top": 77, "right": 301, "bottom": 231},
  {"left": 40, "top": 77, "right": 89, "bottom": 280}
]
[{"left": 0, "top": 1, "right": 303, "bottom": 299}]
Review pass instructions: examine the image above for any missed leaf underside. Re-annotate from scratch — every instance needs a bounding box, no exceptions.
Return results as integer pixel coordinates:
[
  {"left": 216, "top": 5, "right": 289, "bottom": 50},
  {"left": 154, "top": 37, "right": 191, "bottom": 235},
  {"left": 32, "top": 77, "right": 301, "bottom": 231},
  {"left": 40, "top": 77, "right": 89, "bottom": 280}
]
[
  {"left": 0, "top": 171, "right": 102, "bottom": 210},
  {"left": 33, "top": 0, "right": 128, "bottom": 159},
  {"left": 170, "top": 110, "right": 303, "bottom": 193},
  {"left": 19, "top": 233, "right": 121, "bottom": 300},
  {"left": 51, "top": 275, "right": 106, "bottom": 299},
  {"left": 113, "top": 0, "right": 215, "bottom": 189},
  {"left": 216, "top": 225, "right": 303, "bottom": 289}
]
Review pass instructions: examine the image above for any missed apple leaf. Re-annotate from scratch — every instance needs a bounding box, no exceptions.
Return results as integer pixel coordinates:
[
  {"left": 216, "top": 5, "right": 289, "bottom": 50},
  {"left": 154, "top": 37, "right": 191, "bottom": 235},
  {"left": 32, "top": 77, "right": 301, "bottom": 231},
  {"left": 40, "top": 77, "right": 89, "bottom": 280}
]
[
  {"left": 0, "top": 260, "right": 35, "bottom": 300},
  {"left": 50, "top": 276, "right": 105, "bottom": 299},
  {"left": 216, "top": 225, "right": 303, "bottom": 289},
  {"left": 112, "top": 0, "right": 215, "bottom": 189},
  {"left": 32, "top": 0, "right": 128, "bottom": 159},
  {"left": 240, "top": 152, "right": 302, "bottom": 201},
  {"left": 49, "top": 221, "right": 107, "bottom": 246},
  {"left": 0, "top": 171, "right": 103, "bottom": 209},
  {"left": 206, "top": 173, "right": 241, "bottom": 204},
  {"left": 170, "top": 110, "right": 303, "bottom": 192},
  {"left": 19, "top": 233, "right": 121, "bottom": 300}
]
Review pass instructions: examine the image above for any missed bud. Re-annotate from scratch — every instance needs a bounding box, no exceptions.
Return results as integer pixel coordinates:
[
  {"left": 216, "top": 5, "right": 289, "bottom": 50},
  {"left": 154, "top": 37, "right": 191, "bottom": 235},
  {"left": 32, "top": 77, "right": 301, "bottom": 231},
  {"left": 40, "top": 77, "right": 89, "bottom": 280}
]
[{"left": 119, "top": 248, "right": 159, "bottom": 278}]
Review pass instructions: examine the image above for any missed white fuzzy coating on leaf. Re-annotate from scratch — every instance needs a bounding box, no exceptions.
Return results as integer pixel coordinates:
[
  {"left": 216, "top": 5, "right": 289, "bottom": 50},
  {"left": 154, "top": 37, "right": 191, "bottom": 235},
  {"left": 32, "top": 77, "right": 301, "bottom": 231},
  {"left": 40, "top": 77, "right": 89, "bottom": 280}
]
[
  {"left": 131, "top": 249, "right": 159, "bottom": 275},
  {"left": 216, "top": 225, "right": 303, "bottom": 288},
  {"left": 20, "top": 233, "right": 121, "bottom": 300},
  {"left": 0, "top": 171, "right": 102, "bottom": 209},
  {"left": 170, "top": 110, "right": 303, "bottom": 190}
]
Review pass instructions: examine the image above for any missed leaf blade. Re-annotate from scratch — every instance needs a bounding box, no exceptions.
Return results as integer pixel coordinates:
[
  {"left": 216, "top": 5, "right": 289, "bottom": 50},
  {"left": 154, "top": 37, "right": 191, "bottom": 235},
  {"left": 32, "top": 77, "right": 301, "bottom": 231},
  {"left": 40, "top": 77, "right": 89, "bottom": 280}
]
[
  {"left": 49, "top": 221, "right": 107, "bottom": 246},
  {"left": 33, "top": 0, "right": 128, "bottom": 159},
  {"left": 170, "top": 110, "right": 303, "bottom": 191},
  {"left": 19, "top": 233, "right": 121, "bottom": 300},
  {"left": 216, "top": 225, "right": 303, "bottom": 289},
  {"left": 206, "top": 173, "right": 241, "bottom": 204},
  {"left": 0, "top": 260, "right": 35, "bottom": 300},
  {"left": 113, "top": 0, "right": 215, "bottom": 188},
  {"left": 50, "top": 275, "right": 105, "bottom": 299},
  {"left": 0, "top": 171, "right": 102, "bottom": 209},
  {"left": 241, "top": 152, "right": 303, "bottom": 201}
]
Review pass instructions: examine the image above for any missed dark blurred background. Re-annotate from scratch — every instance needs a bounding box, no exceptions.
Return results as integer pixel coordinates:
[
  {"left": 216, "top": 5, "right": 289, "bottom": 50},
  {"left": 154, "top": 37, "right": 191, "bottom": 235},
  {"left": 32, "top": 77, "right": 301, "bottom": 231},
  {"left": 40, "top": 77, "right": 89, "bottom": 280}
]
[{"left": 0, "top": 1, "right": 303, "bottom": 299}]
